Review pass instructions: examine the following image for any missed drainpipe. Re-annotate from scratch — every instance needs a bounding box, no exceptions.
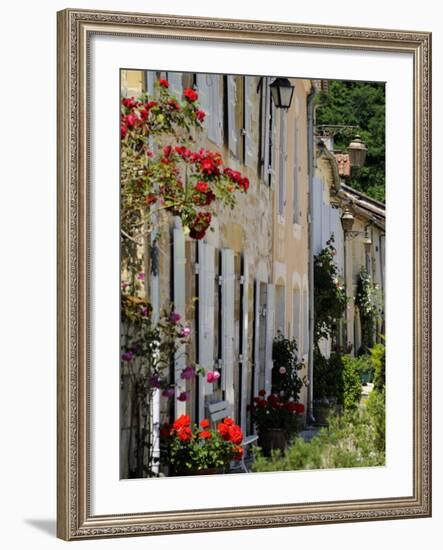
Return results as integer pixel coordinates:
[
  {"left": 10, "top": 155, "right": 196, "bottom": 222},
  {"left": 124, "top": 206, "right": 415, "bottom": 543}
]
[{"left": 306, "top": 84, "right": 317, "bottom": 425}]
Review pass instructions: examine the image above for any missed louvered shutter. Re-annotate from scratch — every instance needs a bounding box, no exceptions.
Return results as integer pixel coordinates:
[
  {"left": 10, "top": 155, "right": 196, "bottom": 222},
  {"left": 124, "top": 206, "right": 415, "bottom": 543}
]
[
  {"left": 196, "top": 74, "right": 222, "bottom": 146},
  {"left": 227, "top": 76, "right": 238, "bottom": 156},
  {"left": 261, "top": 77, "right": 270, "bottom": 182},
  {"left": 221, "top": 249, "right": 235, "bottom": 408},
  {"left": 167, "top": 72, "right": 183, "bottom": 98},
  {"left": 264, "top": 283, "right": 275, "bottom": 394},
  {"left": 198, "top": 242, "right": 215, "bottom": 421},
  {"left": 173, "top": 219, "right": 187, "bottom": 416},
  {"left": 240, "top": 257, "right": 249, "bottom": 432},
  {"left": 244, "top": 77, "right": 256, "bottom": 169}
]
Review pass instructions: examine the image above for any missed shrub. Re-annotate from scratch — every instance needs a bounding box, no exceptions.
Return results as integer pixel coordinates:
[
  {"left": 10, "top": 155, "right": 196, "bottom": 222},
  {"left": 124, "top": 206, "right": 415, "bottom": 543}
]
[
  {"left": 252, "top": 403, "right": 385, "bottom": 473},
  {"left": 342, "top": 356, "right": 362, "bottom": 411},
  {"left": 271, "top": 333, "right": 304, "bottom": 401},
  {"left": 370, "top": 342, "right": 386, "bottom": 391},
  {"left": 313, "top": 349, "right": 344, "bottom": 403}
]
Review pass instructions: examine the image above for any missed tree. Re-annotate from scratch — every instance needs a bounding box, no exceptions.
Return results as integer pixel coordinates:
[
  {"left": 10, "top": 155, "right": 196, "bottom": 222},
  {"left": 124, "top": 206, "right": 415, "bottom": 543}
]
[{"left": 315, "top": 80, "right": 385, "bottom": 202}]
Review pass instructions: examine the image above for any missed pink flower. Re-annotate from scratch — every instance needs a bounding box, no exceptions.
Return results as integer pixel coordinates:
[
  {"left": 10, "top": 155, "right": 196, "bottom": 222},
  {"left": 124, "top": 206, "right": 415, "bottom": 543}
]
[
  {"left": 177, "top": 391, "right": 190, "bottom": 402},
  {"left": 180, "top": 366, "right": 195, "bottom": 380},
  {"left": 169, "top": 311, "right": 181, "bottom": 324},
  {"left": 121, "top": 351, "right": 133, "bottom": 362},
  {"left": 207, "top": 371, "right": 221, "bottom": 383},
  {"left": 137, "top": 272, "right": 145, "bottom": 281},
  {"left": 279, "top": 367, "right": 286, "bottom": 375},
  {"left": 162, "top": 387, "right": 175, "bottom": 398},
  {"left": 179, "top": 326, "right": 191, "bottom": 338}
]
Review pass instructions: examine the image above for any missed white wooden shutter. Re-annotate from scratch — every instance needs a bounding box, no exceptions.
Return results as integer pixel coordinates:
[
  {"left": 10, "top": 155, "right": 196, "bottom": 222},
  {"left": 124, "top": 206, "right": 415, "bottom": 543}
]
[
  {"left": 227, "top": 76, "right": 238, "bottom": 156},
  {"left": 198, "top": 242, "right": 216, "bottom": 412},
  {"left": 167, "top": 72, "right": 183, "bottom": 98},
  {"left": 221, "top": 249, "right": 235, "bottom": 408},
  {"left": 244, "top": 77, "right": 256, "bottom": 169},
  {"left": 196, "top": 74, "right": 222, "bottom": 146},
  {"left": 264, "top": 283, "right": 275, "bottom": 394},
  {"left": 293, "top": 125, "right": 300, "bottom": 223},
  {"left": 278, "top": 109, "right": 287, "bottom": 217},
  {"left": 262, "top": 77, "right": 271, "bottom": 182},
  {"left": 240, "top": 257, "right": 249, "bottom": 432},
  {"left": 173, "top": 219, "right": 187, "bottom": 416},
  {"left": 253, "top": 280, "right": 261, "bottom": 398}
]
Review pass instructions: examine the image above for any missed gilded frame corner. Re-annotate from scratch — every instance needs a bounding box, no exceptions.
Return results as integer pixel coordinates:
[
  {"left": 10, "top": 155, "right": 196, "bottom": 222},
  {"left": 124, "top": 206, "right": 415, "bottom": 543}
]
[{"left": 57, "top": 7, "right": 431, "bottom": 540}]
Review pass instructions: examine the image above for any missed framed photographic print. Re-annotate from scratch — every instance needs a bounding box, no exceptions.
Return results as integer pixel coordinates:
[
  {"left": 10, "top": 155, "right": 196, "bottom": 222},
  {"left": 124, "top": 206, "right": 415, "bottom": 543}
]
[{"left": 57, "top": 8, "right": 431, "bottom": 540}]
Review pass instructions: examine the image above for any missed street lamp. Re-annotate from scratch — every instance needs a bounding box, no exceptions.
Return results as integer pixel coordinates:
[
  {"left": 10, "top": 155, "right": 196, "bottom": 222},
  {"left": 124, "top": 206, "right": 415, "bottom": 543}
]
[
  {"left": 270, "top": 77, "right": 295, "bottom": 110},
  {"left": 347, "top": 135, "right": 368, "bottom": 168}
]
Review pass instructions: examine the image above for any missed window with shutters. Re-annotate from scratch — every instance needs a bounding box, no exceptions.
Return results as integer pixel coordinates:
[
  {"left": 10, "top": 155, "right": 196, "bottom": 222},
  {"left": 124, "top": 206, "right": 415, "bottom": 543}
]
[
  {"left": 292, "top": 286, "right": 301, "bottom": 344},
  {"left": 196, "top": 74, "right": 223, "bottom": 146},
  {"left": 227, "top": 76, "right": 244, "bottom": 158},
  {"left": 243, "top": 76, "right": 257, "bottom": 169}
]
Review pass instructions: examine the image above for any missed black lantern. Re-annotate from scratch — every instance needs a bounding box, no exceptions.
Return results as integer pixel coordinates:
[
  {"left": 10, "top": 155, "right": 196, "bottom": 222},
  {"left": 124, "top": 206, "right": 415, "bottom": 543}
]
[
  {"left": 270, "top": 78, "right": 295, "bottom": 109},
  {"left": 347, "top": 135, "right": 368, "bottom": 168}
]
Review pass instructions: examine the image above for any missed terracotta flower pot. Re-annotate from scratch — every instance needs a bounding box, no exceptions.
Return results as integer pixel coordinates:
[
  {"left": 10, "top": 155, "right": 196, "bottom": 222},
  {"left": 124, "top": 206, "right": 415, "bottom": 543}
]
[{"left": 258, "top": 428, "right": 287, "bottom": 456}]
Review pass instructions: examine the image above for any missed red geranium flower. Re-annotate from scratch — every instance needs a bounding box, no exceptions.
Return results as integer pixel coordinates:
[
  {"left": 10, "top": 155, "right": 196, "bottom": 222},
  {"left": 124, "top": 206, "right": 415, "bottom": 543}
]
[
  {"left": 233, "top": 445, "right": 244, "bottom": 460},
  {"left": 173, "top": 414, "right": 191, "bottom": 431},
  {"left": 199, "top": 430, "right": 212, "bottom": 440},
  {"left": 183, "top": 87, "right": 198, "bottom": 102},
  {"left": 200, "top": 418, "right": 210, "bottom": 429},
  {"left": 159, "top": 78, "right": 169, "bottom": 88},
  {"left": 223, "top": 417, "right": 234, "bottom": 426},
  {"left": 217, "top": 422, "right": 230, "bottom": 440},
  {"left": 177, "top": 426, "right": 193, "bottom": 442},
  {"left": 228, "top": 425, "right": 243, "bottom": 445},
  {"left": 258, "top": 389, "right": 266, "bottom": 397},
  {"left": 160, "top": 423, "right": 171, "bottom": 439}
]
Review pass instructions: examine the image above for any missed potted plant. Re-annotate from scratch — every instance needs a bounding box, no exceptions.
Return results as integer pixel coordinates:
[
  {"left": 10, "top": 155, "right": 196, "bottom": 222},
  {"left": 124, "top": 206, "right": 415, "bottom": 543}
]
[
  {"left": 160, "top": 415, "right": 244, "bottom": 476},
  {"left": 251, "top": 391, "right": 305, "bottom": 456}
]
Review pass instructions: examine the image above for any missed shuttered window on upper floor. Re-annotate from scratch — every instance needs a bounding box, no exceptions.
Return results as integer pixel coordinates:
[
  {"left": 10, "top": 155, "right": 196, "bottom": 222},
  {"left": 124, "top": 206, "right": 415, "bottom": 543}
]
[{"left": 196, "top": 74, "right": 223, "bottom": 146}]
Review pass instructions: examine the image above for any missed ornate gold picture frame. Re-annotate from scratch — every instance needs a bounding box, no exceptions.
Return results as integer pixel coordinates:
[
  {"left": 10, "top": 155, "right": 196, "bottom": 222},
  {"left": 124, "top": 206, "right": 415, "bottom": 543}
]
[{"left": 57, "top": 8, "right": 431, "bottom": 540}]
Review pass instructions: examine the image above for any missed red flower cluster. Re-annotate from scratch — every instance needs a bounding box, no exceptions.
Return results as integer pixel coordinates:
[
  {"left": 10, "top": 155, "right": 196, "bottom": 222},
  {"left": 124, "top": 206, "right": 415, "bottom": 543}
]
[
  {"left": 159, "top": 78, "right": 169, "bottom": 88},
  {"left": 120, "top": 97, "right": 158, "bottom": 138},
  {"left": 216, "top": 417, "right": 243, "bottom": 445},
  {"left": 224, "top": 167, "right": 250, "bottom": 192},
  {"left": 253, "top": 391, "right": 304, "bottom": 414},
  {"left": 194, "top": 180, "right": 216, "bottom": 207},
  {"left": 171, "top": 414, "right": 193, "bottom": 442},
  {"left": 183, "top": 87, "right": 198, "bottom": 102},
  {"left": 189, "top": 212, "right": 212, "bottom": 240}
]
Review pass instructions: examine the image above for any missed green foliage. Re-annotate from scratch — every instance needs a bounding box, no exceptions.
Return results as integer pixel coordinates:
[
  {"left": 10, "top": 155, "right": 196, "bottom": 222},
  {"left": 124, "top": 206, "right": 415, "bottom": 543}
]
[
  {"left": 366, "top": 388, "right": 385, "bottom": 453},
  {"left": 315, "top": 80, "right": 385, "bottom": 202},
  {"left": 355, "top": 268, "right": 382, "bottom": 354},
  {"left": 313, "top": 351, "right": 362, "bottom": 411},
  {"left": 272, "top": 333, "right": 304, "bottom": 401},
  {"left": 342, "top": 356, "right": 363, "bottom": 411},
  {"left": 252, "top": 401, "right": 385, "bottom": 472},
  {"left": 313, "top": 349, "right": 344, "bottom": 403},
  {"left": 313, "top": 236, "right": 347, "bottom": 346},
  {"left": 370, "top": 342, "right": 386, "bottom": 391}
]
